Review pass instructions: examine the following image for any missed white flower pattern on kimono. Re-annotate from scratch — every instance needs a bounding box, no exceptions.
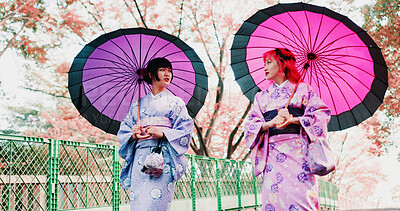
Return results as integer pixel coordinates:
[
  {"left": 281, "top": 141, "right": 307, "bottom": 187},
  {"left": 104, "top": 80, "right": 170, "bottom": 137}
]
[
  {"left": 150, "top": 188, "right": 162, "bottom": 199},
  {"left": 167, "top": 182, "right": 174, "bottom": 192},
  {"left": 179, "top": 136, "right": 189, "bottom": 146}
]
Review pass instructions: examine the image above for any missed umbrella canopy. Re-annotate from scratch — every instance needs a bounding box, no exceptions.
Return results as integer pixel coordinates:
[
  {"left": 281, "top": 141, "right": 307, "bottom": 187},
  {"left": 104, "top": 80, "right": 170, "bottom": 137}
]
[
  {"left": 69, "top": 28, "right": 208, "bottom": 135},
  {"left": 231, "top": 2, "right": 388, "bottom": 131}
]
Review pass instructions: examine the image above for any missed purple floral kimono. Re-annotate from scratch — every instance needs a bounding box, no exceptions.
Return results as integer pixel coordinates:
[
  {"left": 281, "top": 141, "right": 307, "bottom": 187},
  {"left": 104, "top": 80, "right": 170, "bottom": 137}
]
[
  {"left": 245, "top": 80, "right": 331, "bottom": 211},
  {"left": 118, "top": 90, "right": 193, "bottom": 211}
]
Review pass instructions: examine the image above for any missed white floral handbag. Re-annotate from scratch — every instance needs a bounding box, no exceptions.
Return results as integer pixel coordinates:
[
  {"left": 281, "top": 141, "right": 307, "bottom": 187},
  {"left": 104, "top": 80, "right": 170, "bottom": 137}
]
[{"left": 141, "top": 138, "right": 164, "bottom": 177}]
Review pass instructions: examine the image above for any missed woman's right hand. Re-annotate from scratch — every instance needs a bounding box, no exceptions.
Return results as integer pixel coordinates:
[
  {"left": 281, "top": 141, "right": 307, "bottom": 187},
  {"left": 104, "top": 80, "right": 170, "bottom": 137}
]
[
  {"left": 131, "top": 125, "right": 143, "bottom": 140},
  {"left": 261, "top": 114, "right": 286, "bottom": 131}
]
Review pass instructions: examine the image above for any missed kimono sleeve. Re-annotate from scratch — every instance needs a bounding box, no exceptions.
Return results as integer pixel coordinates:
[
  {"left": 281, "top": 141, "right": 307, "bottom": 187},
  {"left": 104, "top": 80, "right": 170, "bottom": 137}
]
[
  {"left": 244, "top": 92, "right": 267, "bottom": 150},
  {"left": 297, "top": 84, "right": 331, "bottom": 142},
  {"left": 117, "top": 102, "right": 137, "bottom": 160},
  {"left": 163, "top": 98, "right": 194, "bottom": 156}
]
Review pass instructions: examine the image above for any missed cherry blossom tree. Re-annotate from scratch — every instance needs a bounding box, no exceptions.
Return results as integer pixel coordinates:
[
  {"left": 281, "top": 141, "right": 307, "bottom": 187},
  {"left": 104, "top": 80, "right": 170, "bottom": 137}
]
[
  {"left": 325, "top": 132, "right": 387, "bottom": 202},
  {"left": 360, "top": 0, "right": 400, "bottom": 156}
]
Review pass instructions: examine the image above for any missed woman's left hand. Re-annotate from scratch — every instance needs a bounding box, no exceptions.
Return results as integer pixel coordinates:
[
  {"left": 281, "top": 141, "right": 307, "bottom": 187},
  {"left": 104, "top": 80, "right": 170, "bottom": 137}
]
[
  {"left": 144, "top": 126, "right": 164, "bottom": 139},
  {"left": 278, "top": 108, "right": 291, "bottom": 120}
]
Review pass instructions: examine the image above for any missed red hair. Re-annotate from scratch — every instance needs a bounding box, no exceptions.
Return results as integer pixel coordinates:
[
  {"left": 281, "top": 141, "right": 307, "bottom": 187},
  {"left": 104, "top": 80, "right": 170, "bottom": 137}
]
[{"left": 262, "top": 48, "right": 301, "bottom": 83}]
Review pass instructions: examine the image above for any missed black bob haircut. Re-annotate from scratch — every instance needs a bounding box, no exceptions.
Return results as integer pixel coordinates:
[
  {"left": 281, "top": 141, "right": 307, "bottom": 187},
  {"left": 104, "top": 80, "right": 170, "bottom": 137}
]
[{"left": 143, "top": 57, "right": 173, "bottom": 84}]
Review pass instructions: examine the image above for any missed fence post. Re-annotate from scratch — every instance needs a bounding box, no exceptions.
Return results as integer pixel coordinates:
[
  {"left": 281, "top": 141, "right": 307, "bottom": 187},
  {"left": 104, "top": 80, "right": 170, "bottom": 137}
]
[
  {"left": 7, "top": 141, "right": 12, "bottom": 210},
  {"left": 48, "top": 139, "right": 59, "bottom": 211},
  {"left": 190, "top": 155, "right": 196, "bottom": 211},
  {"left": 216, "top": 160, "right": 222, "bottom": 211},
  {"left": 253, "top": 172, "right": 258, "bottom": 208},
  {"left": 112, "top": 146, "right": 120, "bottom": 211},
  {"left": 236, "top": 161, "right": 242, "bottom": 209}
]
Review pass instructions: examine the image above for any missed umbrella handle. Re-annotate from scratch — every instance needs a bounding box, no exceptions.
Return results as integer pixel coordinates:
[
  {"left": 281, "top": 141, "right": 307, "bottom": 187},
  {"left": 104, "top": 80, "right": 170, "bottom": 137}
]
[
  {"left": 136, "top": 133, "right": 152, "bottom": 139},
  {"left": 136, "top": 80, "right": 152, "bottom": 139},
  {"left": 276, "top": 60, "right": 310, "bottom": 129}
]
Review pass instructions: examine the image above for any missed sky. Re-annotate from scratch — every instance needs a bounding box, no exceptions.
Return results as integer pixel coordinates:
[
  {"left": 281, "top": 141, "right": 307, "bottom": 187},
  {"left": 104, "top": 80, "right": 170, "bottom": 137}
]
[{"left": 1, "top": 0, "right": 399, "bottom": 208}]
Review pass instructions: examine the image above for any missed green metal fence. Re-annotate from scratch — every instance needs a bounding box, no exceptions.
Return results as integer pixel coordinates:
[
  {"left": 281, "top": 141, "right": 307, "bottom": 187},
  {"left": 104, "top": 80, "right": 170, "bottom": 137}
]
[{"left": 0, "top": 134, "right": 338, "bottom": 210}]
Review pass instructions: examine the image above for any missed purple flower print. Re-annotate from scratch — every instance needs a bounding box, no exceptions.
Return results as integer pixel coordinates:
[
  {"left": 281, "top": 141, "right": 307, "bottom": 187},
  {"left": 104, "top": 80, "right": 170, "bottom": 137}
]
[
  {"left": 271, "top": 183, "right": 279, "bottom": 193},
  {"left": 289, "top": 204, "right": 300, "bottom": 211},
  {"left": 255, "top": 157, "right": 259, "bottom": 166},
  {"left": 265, "top": 163, "right": 273, "bottom": 173},
  {"left": 309, "top": 106, "right": 317, "bottom": 113},
  {"left": 313, "top": 125, "right": 323, "bottom": 136},
  {"left": 302, "top": 162, "right": 310, "bottom": 172},
  {"left": 248, "top": 114, "right": 255, "bottom": 120},
  {"left": 325, "top": 110, "right": 331, "bottom": 116},
  {"left": 265, "top": 204, "right": 275, "bottom": 211},
  {"left": 281, "top": 87, "right": 292, "bottom": 99},
  {"left": 308, "top": 90, "right": 314, "bottom": 98},
  {"left": 297, "top": 172, "right": 308, "bottom": 183},
  {"left": 276, "top": 153, "right": 287, "bottom": 163},
  {"left": 249, "top": 125, "right": 256, "bottom": 131},
  {"left": 301, "top": 118, "right": 310, "bottom": 127},
  {"left": 271, "top": 89, "right": 281, "bottom": 99},
  {"left": 307, "top": 113, "right": 315, "bottom": 119},
  {"left": 276, "top": 172, "right": 283, "bottom": 184},
  {"left": 269, "top": 143, "right": 275, "bottom": 150}
]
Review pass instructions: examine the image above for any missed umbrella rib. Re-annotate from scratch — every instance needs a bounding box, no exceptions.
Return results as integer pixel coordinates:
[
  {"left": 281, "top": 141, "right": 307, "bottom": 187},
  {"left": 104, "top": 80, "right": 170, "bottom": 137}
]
[
  {"left": 311, "top": 61, "right": 344, "bottom": 116},
  {"left": 76, "top": 71, "right": 137, "bottom": 89},
  {"left": 142, "top": 35, "right": 177, "bottom": 68},
  {"left": 167, "top": 83, "right": 205, "bottom": 106},
  {"left": 311, "top": 9, "right": 325, "bottom": 53},
  {"left": 240, "top": 77, "right": 266, "bottom": 97},
  {"left": 142, "top": 30, "right": 161, "bottom": 66},
  {"left": 83, "top": 49, "right": 136, "bottom": 70},
  {"left": 244, "top": 23, "right": 307, "bottom": 51},
  {"left": 97, "top": 40, "right": 138, "bottom": 71},
  {"left": 315, "top": 60, "right": 360, "bottom": 125},
  {"left": 172, "top": 75, "right": 208, "bottom": 92},
  {"left": 303, "top": 7, "right": 313, "bottom": 52},
  {"left": 271, "top": 6, "right": 307, "bottom": 49},
  {"left": 318, "top": 57, "right": 371, "bottom": 95},
  {"left": 81, "top": 71, "right": 136, "bottom": 97},
  {"left": 80, "top": 74, "right": 135, "bottom": 121},
  {"left": 313, "top": 18, "right": 344, "bottom": 54},
  {"left": 120, "top": 30, "right": 140, "bottom": 69},
  {"left": 292, "top": 5, "right": 311, "bottom": 52},
  {"left": 318, "top": 53, "right": 375, "bottom": 78},
  {"left": 173, "top": 66, "right": 208, "bottom": 76}
]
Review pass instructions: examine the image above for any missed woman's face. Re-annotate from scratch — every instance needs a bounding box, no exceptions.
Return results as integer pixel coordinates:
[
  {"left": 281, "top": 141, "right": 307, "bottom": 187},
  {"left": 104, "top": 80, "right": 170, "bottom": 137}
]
[
  {"left": 264, "top": 57, "right": 284, "bottom": 83},
  {"left": 152, "top": 67, "right": 172, "bottom": 88}
]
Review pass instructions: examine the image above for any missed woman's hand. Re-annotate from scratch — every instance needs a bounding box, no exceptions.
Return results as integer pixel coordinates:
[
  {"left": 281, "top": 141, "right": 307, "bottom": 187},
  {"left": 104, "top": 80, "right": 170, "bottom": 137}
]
[
  {"left": 278, "top": 108, "right": 290, "bottom": 120},
  {"left": 131, "top": 125, "right": 143, "bottom": 140},
  {"left": 144, "top": 126, "right": 164, "bottom": 139},
  {"left": 261, "top": 114, "right": 286, "bottom": 131}
]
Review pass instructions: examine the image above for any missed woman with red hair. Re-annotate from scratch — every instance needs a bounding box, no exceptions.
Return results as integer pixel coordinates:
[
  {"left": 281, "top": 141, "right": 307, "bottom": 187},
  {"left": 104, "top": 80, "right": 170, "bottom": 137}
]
[{"left": 244, "top": 48, "right": 331, "bottom": 210}]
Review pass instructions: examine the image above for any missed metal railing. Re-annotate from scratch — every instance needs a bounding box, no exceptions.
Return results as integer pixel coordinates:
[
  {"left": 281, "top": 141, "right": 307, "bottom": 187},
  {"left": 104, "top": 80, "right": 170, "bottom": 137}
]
[{"left": 0, "top": 134, "right": 339, "bottom": 210}]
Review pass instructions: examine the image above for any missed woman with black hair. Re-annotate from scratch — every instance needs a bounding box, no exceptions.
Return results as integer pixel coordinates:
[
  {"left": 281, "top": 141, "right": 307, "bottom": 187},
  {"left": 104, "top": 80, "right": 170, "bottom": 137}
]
[{"left": 118, "top": 57, "right": 193, "bottom": 211}]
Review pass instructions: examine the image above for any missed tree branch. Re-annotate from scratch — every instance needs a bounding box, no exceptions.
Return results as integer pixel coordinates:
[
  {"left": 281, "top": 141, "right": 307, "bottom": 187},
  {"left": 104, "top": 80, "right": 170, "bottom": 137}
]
[
  {"left": 226, "top": 101, "right": 251, "bottom": 159},
  {"left": 79, "top": 0, "right": 106, "bottom": 33},
  {"left": 193, "top": 119, "right": 209, "bottom": 156},
  {"left": 122, "top": 0, "right": 140, "bottom": 26},
  {"left": 177, "top": 0, "right": 185, "bottom": 37},
  {"left": 0, "top": 0, "right": 35, "bottom": 26},
  {"left": 0, "top": 20, "right": 27, "bottom": 58},
  {"left": 133, "top": 0, "right": 147, "bottom": 28},
  {"left": 23, "top": 87, "right": 69, "bottom": 99}
]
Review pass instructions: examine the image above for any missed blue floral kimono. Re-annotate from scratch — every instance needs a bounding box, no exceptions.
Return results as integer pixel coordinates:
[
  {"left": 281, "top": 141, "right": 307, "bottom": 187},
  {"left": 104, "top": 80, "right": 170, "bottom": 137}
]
[{"left": 118, "top": 90, "right": 193, "bottom": 211}]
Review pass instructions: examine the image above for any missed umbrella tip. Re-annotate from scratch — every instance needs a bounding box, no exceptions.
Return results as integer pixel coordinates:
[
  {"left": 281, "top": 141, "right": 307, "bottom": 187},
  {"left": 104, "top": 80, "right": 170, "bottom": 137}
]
[{"left": 307, "top": 53, "right": 317, "bottom": 60}]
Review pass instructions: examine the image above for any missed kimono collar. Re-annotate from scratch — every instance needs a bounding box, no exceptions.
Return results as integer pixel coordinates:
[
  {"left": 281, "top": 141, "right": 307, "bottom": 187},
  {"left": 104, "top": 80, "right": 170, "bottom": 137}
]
[
  {"left": 149, "top": 89, "right": 171, "bottom": 99},
  {"left": 274, "top": 79, "right": 289, "bottom": 88}
]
